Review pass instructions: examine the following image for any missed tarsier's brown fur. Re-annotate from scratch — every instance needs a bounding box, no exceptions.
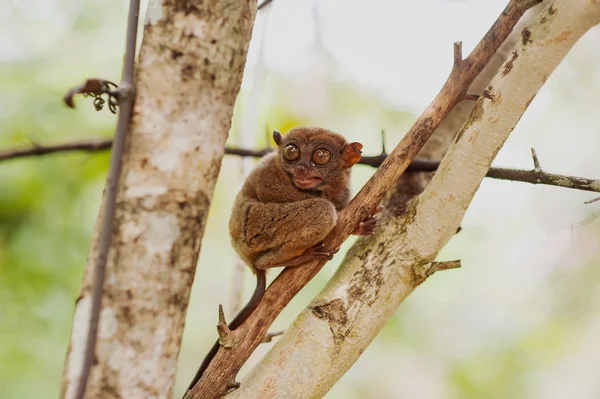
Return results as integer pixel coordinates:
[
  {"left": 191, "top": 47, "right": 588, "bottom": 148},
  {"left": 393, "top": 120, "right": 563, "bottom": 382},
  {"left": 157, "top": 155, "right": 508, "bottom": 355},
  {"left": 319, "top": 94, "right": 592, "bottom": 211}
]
[{"left": 186, "top": 127, "right": 380, "bottom": 394}]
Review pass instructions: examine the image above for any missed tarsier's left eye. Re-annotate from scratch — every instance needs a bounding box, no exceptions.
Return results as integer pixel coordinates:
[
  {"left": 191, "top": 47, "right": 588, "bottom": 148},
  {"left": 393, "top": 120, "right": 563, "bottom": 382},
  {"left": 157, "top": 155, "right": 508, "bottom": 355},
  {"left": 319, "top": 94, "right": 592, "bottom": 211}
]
[
  {"left": 283, "top": 144, "right": 300, "bottom": 161},
  {"left": 312, "top": 148, "right": 331, "bottom": 165}
]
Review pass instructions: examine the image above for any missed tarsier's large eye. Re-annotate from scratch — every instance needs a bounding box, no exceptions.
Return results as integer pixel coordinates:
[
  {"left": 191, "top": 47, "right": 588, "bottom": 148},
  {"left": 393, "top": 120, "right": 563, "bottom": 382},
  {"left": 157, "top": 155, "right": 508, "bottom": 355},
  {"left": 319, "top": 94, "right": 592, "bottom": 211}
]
[
  {"left": 312, "top": 148, "right": 331, "bottom": 165},
  {"left": 283, "top": 144, "right": 300, "bottom": 161}
]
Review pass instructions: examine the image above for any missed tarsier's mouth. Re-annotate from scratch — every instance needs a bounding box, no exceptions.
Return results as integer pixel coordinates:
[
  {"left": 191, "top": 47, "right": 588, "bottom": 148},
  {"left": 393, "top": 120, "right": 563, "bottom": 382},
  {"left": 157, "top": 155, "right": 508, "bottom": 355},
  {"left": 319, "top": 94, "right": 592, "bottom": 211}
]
[{"left": 293, "top": 176, "right": 322, "bottom": 189}]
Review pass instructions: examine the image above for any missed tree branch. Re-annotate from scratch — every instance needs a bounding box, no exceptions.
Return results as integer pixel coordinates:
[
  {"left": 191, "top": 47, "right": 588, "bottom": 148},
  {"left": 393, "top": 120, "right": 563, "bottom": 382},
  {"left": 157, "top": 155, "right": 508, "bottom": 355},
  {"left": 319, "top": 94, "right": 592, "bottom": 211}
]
[
  {"left": 231, "top": 1, "right": 600, "bottom": 397},
  {"left": 186, "top": 1, "right": 537, "bottom": 397},
  {"left": 2, "top": 139, "right": 597, "bottom": 195}
]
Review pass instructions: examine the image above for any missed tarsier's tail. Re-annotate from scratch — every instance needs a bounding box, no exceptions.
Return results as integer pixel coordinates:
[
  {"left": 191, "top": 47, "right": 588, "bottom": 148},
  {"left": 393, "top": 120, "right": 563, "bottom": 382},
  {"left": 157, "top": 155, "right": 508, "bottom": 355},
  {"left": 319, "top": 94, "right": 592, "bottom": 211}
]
[{"left": 229, "top": 269, "right": 266, "bottom": 329}]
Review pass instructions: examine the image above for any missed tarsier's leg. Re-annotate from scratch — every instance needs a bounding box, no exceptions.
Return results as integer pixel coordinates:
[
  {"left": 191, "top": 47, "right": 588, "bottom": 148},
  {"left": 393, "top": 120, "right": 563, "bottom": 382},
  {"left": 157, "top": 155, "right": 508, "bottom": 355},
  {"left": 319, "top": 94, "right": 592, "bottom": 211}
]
[
  {"left": 246, "top": 198, "right": 338, "bottom": 270},
  {"left": 254, "top": 243, "right": 335, "bottom": 270}
]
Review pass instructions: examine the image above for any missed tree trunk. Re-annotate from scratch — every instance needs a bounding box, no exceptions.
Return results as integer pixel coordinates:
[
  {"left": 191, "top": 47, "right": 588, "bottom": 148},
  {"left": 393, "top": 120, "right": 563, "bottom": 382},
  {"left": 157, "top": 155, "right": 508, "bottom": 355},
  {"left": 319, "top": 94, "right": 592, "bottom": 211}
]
[
  {"left": 60, "top": 1, "right": 255, "bottom": 398},
  {"left": 230, "top": 0, "right": 600, "bottom": 397}
]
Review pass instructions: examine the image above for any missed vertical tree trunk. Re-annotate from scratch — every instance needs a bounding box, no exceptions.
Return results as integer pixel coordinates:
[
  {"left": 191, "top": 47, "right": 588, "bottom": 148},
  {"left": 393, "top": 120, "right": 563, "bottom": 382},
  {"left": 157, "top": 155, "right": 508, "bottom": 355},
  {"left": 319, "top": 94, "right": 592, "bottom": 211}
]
[{"left": 60, "top": 1, "right": 255, "bottom": 398}]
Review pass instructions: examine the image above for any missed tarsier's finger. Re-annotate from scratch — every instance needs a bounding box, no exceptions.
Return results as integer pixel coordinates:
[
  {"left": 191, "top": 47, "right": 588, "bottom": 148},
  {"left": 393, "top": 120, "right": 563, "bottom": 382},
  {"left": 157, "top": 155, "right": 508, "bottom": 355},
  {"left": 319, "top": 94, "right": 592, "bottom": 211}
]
[
  {"left": 309, "top": 250, "right": 332, "bottom": 257},
  {"left": 370, "top": 204, "right": 384, "bottom": 217}
]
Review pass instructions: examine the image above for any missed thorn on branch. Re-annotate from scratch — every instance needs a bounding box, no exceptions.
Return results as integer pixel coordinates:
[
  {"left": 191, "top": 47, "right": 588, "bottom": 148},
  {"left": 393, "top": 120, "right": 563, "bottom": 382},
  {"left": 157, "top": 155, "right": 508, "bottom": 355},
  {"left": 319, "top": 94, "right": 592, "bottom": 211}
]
[
  {"left": 426, "top": 260, "right": 462, "bottom": 277},
  {"left": 217, "top": 305, "right": 234, "bottom": 348},
  {"left": 63, "top": 79, "right": 120, "bottom": 114},
  {"left": 257, "top": 0, "right": 274, "bottom": 10},
  {"left": 262, "top": 330, "right": 285, "bottom": 343},
  {"left": 24, "top": 133, "right": 41, "bottom": 148},
  {"left": 453, "top": 41, "right": 463, "bottom": 70},
  {"left": 530, "top": 148, "right": 542, "bottom": 173},
  {"left": 518, "top": 0, "right": 543, "bottom": 12},
  {"left": 380, "top": 129, "right": 387, "bottom": 156},
  {"left": 463, "top": 93, "right": 480, "bottom": 101},
  {"left": 585, "top": 196, "right": 600, "bottom": 205}
]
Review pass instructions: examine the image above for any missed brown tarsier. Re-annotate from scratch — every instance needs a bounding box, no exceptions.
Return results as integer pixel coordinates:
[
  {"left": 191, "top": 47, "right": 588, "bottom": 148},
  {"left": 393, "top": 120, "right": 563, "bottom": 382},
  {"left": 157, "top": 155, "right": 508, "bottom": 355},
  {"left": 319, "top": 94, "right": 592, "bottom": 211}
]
[{"left": 186, "top": 127, "right": 381, "bottom": 393}]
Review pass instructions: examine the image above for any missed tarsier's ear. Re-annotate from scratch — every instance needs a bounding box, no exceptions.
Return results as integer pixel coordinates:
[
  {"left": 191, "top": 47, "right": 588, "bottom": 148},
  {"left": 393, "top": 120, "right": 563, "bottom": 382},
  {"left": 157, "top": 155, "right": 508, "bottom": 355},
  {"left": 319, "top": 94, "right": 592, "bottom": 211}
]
[
  {"left": 341, "top": 142, "right": 363, "bottom": 168},
  {"left": 273, "top": 130, "right": 283, "bottom": 146}
]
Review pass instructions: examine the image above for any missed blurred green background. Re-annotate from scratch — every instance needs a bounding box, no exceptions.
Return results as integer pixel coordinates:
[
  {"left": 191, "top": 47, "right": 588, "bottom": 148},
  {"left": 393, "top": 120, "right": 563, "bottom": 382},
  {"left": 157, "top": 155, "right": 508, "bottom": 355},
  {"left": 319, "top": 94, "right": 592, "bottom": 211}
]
[{"left": 1, "top": 0, "right": 599, "bottom": 398}]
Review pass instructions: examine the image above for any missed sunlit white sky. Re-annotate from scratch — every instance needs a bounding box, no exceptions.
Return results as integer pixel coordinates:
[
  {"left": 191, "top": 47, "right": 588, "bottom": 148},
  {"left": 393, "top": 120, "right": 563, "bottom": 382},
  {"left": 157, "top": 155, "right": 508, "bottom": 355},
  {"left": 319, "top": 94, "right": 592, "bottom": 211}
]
[{"left": 247, "top": 0, "right": 514, "bottom": 109}]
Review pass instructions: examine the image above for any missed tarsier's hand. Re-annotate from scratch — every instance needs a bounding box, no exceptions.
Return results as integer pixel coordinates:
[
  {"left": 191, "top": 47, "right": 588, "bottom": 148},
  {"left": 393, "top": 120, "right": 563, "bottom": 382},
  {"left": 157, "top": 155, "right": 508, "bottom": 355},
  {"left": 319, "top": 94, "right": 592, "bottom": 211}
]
[{"left": 353, "top": 204, "right": 384, "bottom": 236}]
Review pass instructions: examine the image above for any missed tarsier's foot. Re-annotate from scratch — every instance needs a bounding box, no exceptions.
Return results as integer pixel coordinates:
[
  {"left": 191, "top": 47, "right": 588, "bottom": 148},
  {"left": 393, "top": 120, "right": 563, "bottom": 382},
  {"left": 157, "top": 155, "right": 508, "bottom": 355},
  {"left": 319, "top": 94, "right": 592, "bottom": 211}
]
[
  {"left": 353, "top": 204, "right": 384, "bottom": 236},
  {"left": 282, "top": 243, "right": 333, "bottom": 267},
  {"left": 298, "top": 243, "right": 332, "bottom": 262}
]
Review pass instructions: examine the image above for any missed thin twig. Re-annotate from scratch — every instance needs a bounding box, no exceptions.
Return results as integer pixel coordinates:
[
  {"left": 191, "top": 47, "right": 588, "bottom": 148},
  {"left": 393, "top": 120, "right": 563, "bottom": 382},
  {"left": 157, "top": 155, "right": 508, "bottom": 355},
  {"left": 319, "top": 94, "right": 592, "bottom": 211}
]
[
  {"left": 585, "top": 197, "right": 600, "bottom": 205},
  {"left": 73, "top": 0, "right": 140, "bottom": 398},
  {"left": 262, "top": 330, "right": 285, "bottom": 343},
  {"left": 2, "top": 139, "right": 598, "bottom": 194},
  {"left": 463, "top": 93, "right": 481, "bottom": 101},
  {"left": 0, "top": 138, "right": 112, "bottom": 161},
  {"left": 257, "top": 0, "right": 274, "bottom": 10},
  {"left": 426, "top": 260, "right": 462, "bottom": 277},
  {"left": 453, "top": 41, "right": 463, "bottom": 70},
  {"left": 530, "top": 147, "right": 541, "bottom": 172}
]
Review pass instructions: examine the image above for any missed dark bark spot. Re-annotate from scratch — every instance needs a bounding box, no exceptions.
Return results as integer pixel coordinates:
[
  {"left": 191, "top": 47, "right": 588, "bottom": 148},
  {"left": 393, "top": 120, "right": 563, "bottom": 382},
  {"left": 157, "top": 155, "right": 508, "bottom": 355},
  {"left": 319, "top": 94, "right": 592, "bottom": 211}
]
[
  {"left": 483, "top": 85, "right": 494, "bottom": 100},
  {"left": 172, "top": 1, "right": 204, "bottom": 17},
  {"left": 455, "top": 99, "right": 484, "bottom": 142},
  {"left": 502, "top": 50, "right": 519, "bottom": 76},
  {"left": 182, "top": 64, "right": 194, "bottom": 81},
  {"left": 171, "top": 49, "right": 183, "bottom": 59},
  {"left": 349, "top": 259, "right": 384, "bottom": 306},
  {"left": 540, "top": 16, "right": 547, "bottom": 24},
  {"left": 311, "top": 299, "right": 348, "bottom": 325},
  {"left": 524, "top": 93, "right": 537, "bottom": 109},
  {"left": 141, "top": 157, "right": 148, "bottom": 168},
  {"left": 521, "top": 28, "right": 533, "bottom": 46},
  {"left": 168, "top": 292, "right": 185, "bottom": 306},
  {"left": 121, "top": 306, "right": 133, "bottom": 324},
  {"left": 548, "top": 5, "right": 556, "bottom": 15}
]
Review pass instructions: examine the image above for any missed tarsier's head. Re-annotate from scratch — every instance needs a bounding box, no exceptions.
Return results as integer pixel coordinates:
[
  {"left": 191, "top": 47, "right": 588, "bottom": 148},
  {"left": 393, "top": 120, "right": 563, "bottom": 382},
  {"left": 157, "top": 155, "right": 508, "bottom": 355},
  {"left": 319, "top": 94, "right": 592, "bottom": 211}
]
[{"left": 274, "top": 127, "right": 363, "bottom": 191}]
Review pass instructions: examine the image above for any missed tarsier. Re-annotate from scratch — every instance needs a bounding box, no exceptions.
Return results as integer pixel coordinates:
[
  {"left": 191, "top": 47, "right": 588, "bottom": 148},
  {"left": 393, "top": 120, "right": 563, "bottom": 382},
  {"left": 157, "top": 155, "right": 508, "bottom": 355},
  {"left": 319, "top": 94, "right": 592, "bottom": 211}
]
[{"left": 186, "top": 127, "right": 382, "bottom": 393}]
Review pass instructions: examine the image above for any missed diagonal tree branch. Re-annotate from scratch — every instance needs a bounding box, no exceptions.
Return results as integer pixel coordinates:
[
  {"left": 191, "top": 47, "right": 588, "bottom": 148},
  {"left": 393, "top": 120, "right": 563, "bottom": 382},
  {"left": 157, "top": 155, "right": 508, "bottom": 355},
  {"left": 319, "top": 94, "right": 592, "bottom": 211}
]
[
  {"left": 232, "top": 1, "right": 600, "bottom": 397},
  {"left": 185, "top": 1, "right": 539, "bottom": 397},
  {"left": 1, "top": 139, "right": 598, "bottom": 195}
]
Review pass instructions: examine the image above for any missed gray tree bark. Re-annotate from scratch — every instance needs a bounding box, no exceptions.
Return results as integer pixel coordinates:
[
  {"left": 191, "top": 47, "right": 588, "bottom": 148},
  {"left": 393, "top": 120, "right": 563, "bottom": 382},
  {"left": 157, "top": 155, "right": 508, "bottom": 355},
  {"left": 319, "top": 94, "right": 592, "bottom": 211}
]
[{"left": 60, "top": 1, "right": 255, "bottom": 398}]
